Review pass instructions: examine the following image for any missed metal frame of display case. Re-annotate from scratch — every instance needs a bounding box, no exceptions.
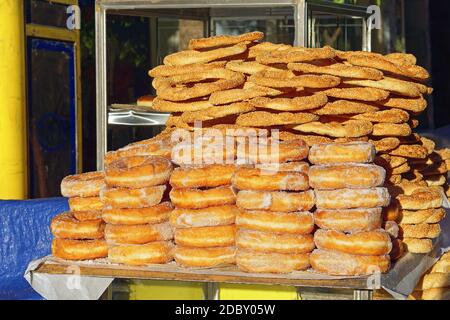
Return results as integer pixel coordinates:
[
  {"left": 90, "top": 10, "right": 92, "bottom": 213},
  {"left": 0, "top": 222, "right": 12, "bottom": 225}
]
[{"left": 95, "top": 0, "right": 372, "bottom": 170}]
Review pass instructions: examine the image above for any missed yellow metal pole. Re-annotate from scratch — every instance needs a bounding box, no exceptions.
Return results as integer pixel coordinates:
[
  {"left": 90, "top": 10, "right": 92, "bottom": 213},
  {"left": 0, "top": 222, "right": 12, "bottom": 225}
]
[{"left": 0, "top": 0, "right": 27, "bottom": 199}]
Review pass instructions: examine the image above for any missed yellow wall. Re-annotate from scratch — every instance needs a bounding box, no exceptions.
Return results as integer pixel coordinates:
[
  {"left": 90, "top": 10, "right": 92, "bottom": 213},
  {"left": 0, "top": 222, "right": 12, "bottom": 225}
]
[
  {"left": 0, "top": 1, "right": 27, "bottom": 199},
  {"left": 219, "top": 284, "right": 299, "bottom": 300},
  {"left": 129, "top": 280, "right": 205, "bottom": 300}
]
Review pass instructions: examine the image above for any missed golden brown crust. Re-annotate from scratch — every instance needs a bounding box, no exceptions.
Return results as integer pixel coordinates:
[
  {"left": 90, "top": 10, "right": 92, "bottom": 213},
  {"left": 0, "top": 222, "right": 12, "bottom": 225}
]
[
  {"left": 312, "top": 100, "right": 379, "bottom": 115},
  {"left": 352, "top": 109, "right": 410, "bottom": 124},
  {"left": 236, "top": 250, "right": 310, "bottom": 274},
  {"left": 369, "top": 137, "right": 401, "bottom": 153},
  {"left": 396, "top": 187, "right": 443, "bottom": 210},
  {"left": 174, "top": 225, "right": 236, "bottom": 247},
  {"left": 181, "top": 102, "right": 254, "bottom": 123},
  {"left": 388, "top": 144, "right": 429, "bottom": 159},
  {"left": 315, "top": 188, "right": 390, "bottom": 210},
  {"left": 61, "top": 171, "right": 105, "bottom": 198},
  {"left": 100, "top": 186, "right": 166, "bottom": 209},
  {"left": 376, "top": 95, "right": 427, "bottom": 113},
  {"left": 50, "top": 213, "right": 105, "bottom": 240},
  {"left": 188, "top": 31, "right": 264, "bottom": 49},
  {"left": 249, "top": 70, "right": 341, "bottom": 89},
  {"left": 310, "top": 249, "right": 390, "bottom": 276},
  {"left": 402, "top": 238, "right": 433, "bottom": 254},
  {"left": 52, "top": 239, "right": 108, "bottom": 261},
  {"left": 170, "top": 205, "right": 238, "bottom": 228},
  {"left": 309, "top": 164, "right": 386, "bottom": 190},
  {"left": 236, "top": 210, "right": 314, "bottom": 234},
  {"left": 108, "top": 242, "right": 174, "bottom": 266},
  {"left": 293, "top": 119, "right": 373, "bottom": 138},
  {"left": 422, "top": 288, "right": 450, "bottom": 300},
  {"left": 170, "top": 186, "right": 236, "bottom": 209},
  {"left": 236, "top": 190, "right": 315, "bottom": 212},
  {"left": 72, "top": 210, "right": 103, "bottom": 221},
  {"left": 170, "top": 164, "right": 236, "bottom": 188},
  {"left": 237, "top": 139, "right": 309, "bottom": 164},
  {"left": 68, "top": 197, "right": 104, "bottom": 212},
  {"left": 256, "top": 46, "right": 336, "bottom": 64},
  {"left": 314, "top": 208, "right": 382, "bottom": 233},
  {"left": 287, "top": 62, "right": 383, "bottom": 80},
  {"left": 152, "top": 98, "right": 214, "bottom": 112},
  {"left": 232, "top": 167, "right": 309, "bottom": 191},
  {"left": 321, "top": 87, "right": 390, "bottom": 102},
  {"left": 236, "top": 111, "right": 318, "bottom": 127},
  {"left": 174, "top": 246, "right": 236, "bottom": 268},
  {"left": 279, "top": 131, "right": 333, "bottom": 146},
  {"left": 343, "top": 77, "right": 421, "bottom": 97},
  {"left": 105, "top": 223, "right": 173, "bottom": 245},
  {"left": 400, "top": 223, "right": 441, "bottom": 239},
  {"left": 209, "top": 86, "right": 283, "bottom": 105},
  {"left": 309, "top": 142, "right": 376, "bottom": 165},
  {"left": 102, "top": 202, "right": 173, "bottom": 225},
  {"left": 249, "top": 93, "right": 328, "bottom": 112},
  {"left": 371, "top": 123, "right": 412, "bottom": 137}
]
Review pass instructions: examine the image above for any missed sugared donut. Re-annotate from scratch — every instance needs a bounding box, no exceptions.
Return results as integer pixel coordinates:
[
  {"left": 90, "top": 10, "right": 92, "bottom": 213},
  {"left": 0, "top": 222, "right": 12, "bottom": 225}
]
[
  {"left": 174, "top": 246, "right": 236, "bottom": 268},
  {"left": 52, "top": 238, "right": 108, "bottom": 260},
  {"left": 72, "top": 210, "right": 102, "bottom": 221},
  {"left": 232, "top": 167, "right": 309, "bottom": 191},
  {"left": 309, "top": 142, "right": 376, "bottom": 165},
  {"left": 236, "top": 210, "right": 314, "bottom": 234},
  {"left": 170, "top": 164, "right": 236, "bottom": 188},
  {"left": 174, "top": 225, "right": 236, "bottom": 247},
  {"left": 255, "top": 161, "right": 309, "bottom": 174},
  {"left": 100, "top": 185, "right": 166, "bottom": 209},
  {"left": 236, "top": 250, "right": 310, "bottom": 274},
  {"left": 310, "top": 249, "right": 390, "bottom": 276},
  {"left": 309, "top": 164, "right": 386, "bottom": 190},
  {"left": 236, "top": 190, "right": 315, "bottom": 212},
  {"left": 69, "top": 197, "right": 104, "bottom": 212},
  {"left": 314, "top": 208, "right": 382, "bottom": 233},
  {"left": 170, "top": 205, "right": 238, "bottom": 228},
  {"left": 315, "top": 188, "right": 390, "bottom": 209},
  {"left": 105, "top": 223, "right": 173, "bottom": 245},
  {"left": 314, "top": 229, "right": 392, "bottom": 255},
  {"left": 236, "top": 229, "right": 315, "bottom": 254},
  {"left": 61, "top": 171, "right": 105, "bottom": 198},
  {"left": 105, "top": 156, "right": 172, "bottom": 188},
  {"left": 108, "top": 241, "right": 174, "bottom": 266},
  {"left": 102, "top": 202, "right": 173, "bottom": 225},
  {"left": 170, "top": 186, "right": 236, "bottom": 209},
  {"left": 237, "top": 139, "right": 309, "bottom": 164},
  {"left": 50, "top": 212, "right": 105, "bottom": 239}
]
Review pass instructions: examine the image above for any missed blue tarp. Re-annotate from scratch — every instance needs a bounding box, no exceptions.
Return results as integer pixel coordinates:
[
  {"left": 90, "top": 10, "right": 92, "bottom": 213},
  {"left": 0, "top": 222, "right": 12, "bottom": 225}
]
[{"left": 0, "top": 198, "right": 68, "bottom": 300}]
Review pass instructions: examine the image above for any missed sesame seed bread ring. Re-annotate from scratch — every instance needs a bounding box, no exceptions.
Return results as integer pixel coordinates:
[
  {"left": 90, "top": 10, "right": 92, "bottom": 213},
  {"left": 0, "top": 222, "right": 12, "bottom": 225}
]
[
  {"left": 236, "top": 250, "right": 311, "bottom": 274},
  {"left": 232, "top": 167, "right": 309, "bottom": 191},
  {"left": 309, "top": 164, "right": 386, "bottom": 190},
  {"left": 102, "top": 202, "right": 173, "bottom": 225},
  {"left": 105, "top": 156, "right": 172, "bottom": 189},
  {"left": 149, "top": 61, "right": 227, "bottom": 77},
  {"left": 61, "top": 171, "right": 105, "bottom": 198},
  {"left": 225, "top": 60, "right": 281, "bottom": 75},
  {"left": 256, "top": 46, "right": 336, "bottom": 64},
  {"left": 72, "top": 210, "right": 103, "bottom": 221},
  {"left": 170, "top": 205, "right": 238, "bottom": 228},
  {"left": 312, "top": 100, "right": 380, "bottom": 115},
  {"left": 369, "top": 137, "right": 401, "bottom": 153},
  {"left": 321, "top": 87, "right": 390, "bottom": 102},
  {"left": 310, "top": 249, "right": 390, "bottom": 276},
  {"left": 402, "top": 238, "right": 433, "bottom": 254},
  {"left": 235, "top": 111, "right": 319, "bottom": 127},
  {"left": 371, "top": 123, "right": 412, "bottom": 137},
  {"left": 315, "top": 188, "right": 390, "bottom": 210},
  {"left": 375, "top": 95, "right": 427, "bottom": 113},
  {"left": 100, "top": 186, "right": 166, "bottom": 209},
  {"left": 237, "top": 139, "right": 309, "bottom": 164},
  {"left": 209, "top": 86, "right": 284, "bottom": 105},
  {"left": 388, "top": 144, "right": 428, "bottom": 159},
  {"left": 343, "top": 77, "right": 421, "bottom": 98},
  {"left": 50, "top": 212, "right": 105, "bottom": 240},
  {"left": 68, "top": 197, "right": 104, "bottom": 212},
  {"left": 287, "top": 62, "right": 383, "bottom": 80},
  {"left": 174, "top": 246, "right": 236, "bottom": 268},
  {"left": 105, "top": 223, "right": 173, "bottom": 245},
  {"left": 400, "top": 208, "right": 446, "bottom": 225},
  {"left": 249, "top": 93, "right": 328, "bottom": 112},
  {"left": 170, "top": 164, "right": 236, "bottom": 188},
  {"left": 421, "top": 273, "right": 450, "bottom": 291},
  {"left": 188, "top": 31, "right": 264, "bottom": 50},
  {"left": 156, "top": 68, "right": 246, "bottom": 101},
  {"left": 249, "top": 70, "right": 340, "bottom": 89},
  {"left": 396, "top": 188, "right": 443, "bottom": 210},
  {"left": 314, "top": 229, "right": 392, "bottom": 256},
  {"left": 279, "top": 131, "right": 333, "bottom": 146},
  {"left": 151, "top": 98, "right": 214, "bottom": 112},
  {"left": 400, "top": 223, "right": 441, "bottom": 239},
  {"left": 181, "top": 102, "right": 254, "bottom": 123},
  {"left": 352, "top": 109, "right": 410, "bottom": 124},
  {"left": 236, "top": 210, "right": 314, "bottom": 235},
  {"left": 292, "top": 119, "right": 373, "bottom": 138},
  {"left": 174, "top": 225, "right": 236, "bottom": 248},
  {"left": 52, "top": 239, "right": 108, "bottom": 261},
  {"left": 430, "top": 260, "right": 450, "bottom": 273},
  {"left": 309, "top": 142, "right": 376, "bottom": 165},
  {"left": 422, "top": 288, "right": 450, "bottom": 301},
  {"left": 236, "top": 229, "right": 315, "bottom": 254},
  {"left": 237, "top": 190, "right": 315, "bottom": 212},
  {"left": 108, "top": 241, "right": 174, "bottom": 266},
  {"left": 314, "top": 208, "right": 383, "bottom": 233},
  {"left": 248, "top": 42, "right": 292, "bottom": 59},
  {"left": 170, "top": 186, "right": 236, "bottom": 209},
  {"left": 163, "top": 43, "right": 248, "bottom": 66}
]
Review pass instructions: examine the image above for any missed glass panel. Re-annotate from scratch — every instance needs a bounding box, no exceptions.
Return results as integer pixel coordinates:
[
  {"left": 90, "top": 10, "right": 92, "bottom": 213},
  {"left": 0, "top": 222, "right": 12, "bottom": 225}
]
[
  {"left": 26, "top": 0, "right": 69, "bottom": 29},
  {"left": 27, "top": 39, "right": 76, "bottom": 198}
]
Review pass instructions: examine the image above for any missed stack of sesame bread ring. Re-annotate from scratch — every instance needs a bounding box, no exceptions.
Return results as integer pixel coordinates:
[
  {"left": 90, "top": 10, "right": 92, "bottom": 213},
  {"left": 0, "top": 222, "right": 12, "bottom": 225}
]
[
  {"left": 308, "top": 142, "right": 393, "bottom": 276},
  {"left": 52, "top": 171, "right": 107, "bottom": 260},
  {"left": 102, "top": 155, "right": 175, "bottom": 266}
]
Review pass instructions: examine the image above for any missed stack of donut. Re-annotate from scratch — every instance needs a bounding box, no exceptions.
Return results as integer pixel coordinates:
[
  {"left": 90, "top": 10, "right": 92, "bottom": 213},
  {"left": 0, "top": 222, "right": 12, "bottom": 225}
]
[
  {"left": 101, "top": 155, "right": 175, "bottom": 266},
  {"left": 308, "top": 142, "right": 393, "bottom": 276},
  {"left": 52, "top": 171, "right": 108, "bottom": 260},
  {"left": 169, "top": 137, "right": 238, "bottom": 268},
  {"left": 232, "top": 138, "right": 316, "bottom": 274}
]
